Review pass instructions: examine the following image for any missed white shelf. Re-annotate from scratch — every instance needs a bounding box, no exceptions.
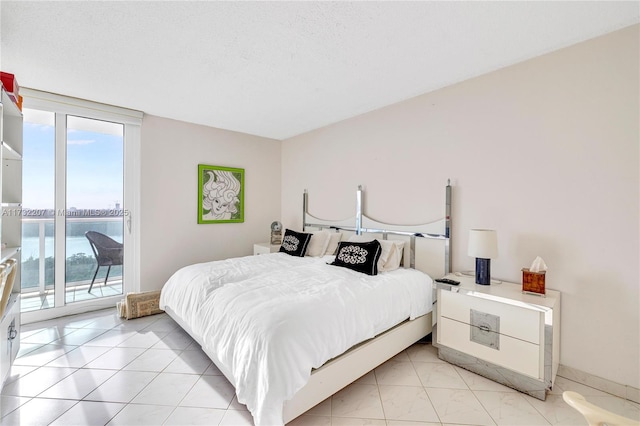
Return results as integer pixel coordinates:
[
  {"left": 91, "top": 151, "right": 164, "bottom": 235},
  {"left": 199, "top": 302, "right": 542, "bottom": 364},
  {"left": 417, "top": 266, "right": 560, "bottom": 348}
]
[
  {"left": 1, "top": 141, "right": 21, "bottom": 160},
  {"left": 0, "top": 293, "right": 19, "bottom": 323},
  {"left": 0, "top": 81, "right": 22, "bottom": 394},
  {"left": 0, "top": 89, "right": 21, "bottom": 118},
  {"left": 0, "top": 247, "right": 20, "bottom": 264}
]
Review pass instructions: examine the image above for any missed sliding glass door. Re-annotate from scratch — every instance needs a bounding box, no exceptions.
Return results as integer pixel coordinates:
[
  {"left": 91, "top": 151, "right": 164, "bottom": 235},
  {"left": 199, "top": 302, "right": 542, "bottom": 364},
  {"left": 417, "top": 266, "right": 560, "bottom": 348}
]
[
  {"left": 20, "top": 90, "right": 141, "bottom": 322},
  {"left": 20, "top": 109, "right": 56, "bottom": 311},
  {"left": 64, "top": 116, "right": 124, "bottom": 303}
]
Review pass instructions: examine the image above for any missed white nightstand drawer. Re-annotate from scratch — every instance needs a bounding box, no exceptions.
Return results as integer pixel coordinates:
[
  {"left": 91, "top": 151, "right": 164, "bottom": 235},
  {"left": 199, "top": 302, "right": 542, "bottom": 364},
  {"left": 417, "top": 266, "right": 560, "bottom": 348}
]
[
  {"left": 439, "top": 290, "right": 542, "bottom": 344},
  {"left": 439, "top": 316, "right": 541, "bottom": 379}
]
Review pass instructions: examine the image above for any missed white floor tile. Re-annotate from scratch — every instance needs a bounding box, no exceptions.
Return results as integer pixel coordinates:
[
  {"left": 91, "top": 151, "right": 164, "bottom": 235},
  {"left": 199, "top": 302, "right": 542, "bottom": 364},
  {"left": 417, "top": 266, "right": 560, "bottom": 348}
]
[
  {"left": 586, "top": 395, "right": 640, "bottom": 421},
  {"left": 180, "top": 375, "right": 236, "bottom": 409},
  {"left": 374, "top": 360, "right": 422, "bottom": 386},
  {"left": 117, "top": 330, "right": 168, "bottom": 348},
  {"left": 331, "top": 383, "right": 385, "bottom": 420},
  {"left": 152, "top": 328, "right": 197, "bottom": 350},
  {"left": 15, "top": 342, "right": 44, "bottom": 358},
  {"left": 122, "top": 347, "right": 181, "bottom": 372},
  {"left": 0, "top": 395, "right": 30, "bottom": 418},
  {"left": 203, "top": 362, "right": 225, "bottom": 376},
  {"left": 164, "top": 348, "right": 212, "bottom": 374},
  {"left": 82, "top": 314, "right": 127, "bottom": 330},
  {"left": 38, "top": 368, "right": 116, "bottom": 400},
  {"left": 330, "top": 417, "right": 387, "bottom": 425},
  {"left": 84, "top": 370, "right": 158, "bottom": 403},
  {"left": 131, "top": 372, "right": 199, "bottom": 406},
  {"left": 20, "top": 327, "right": 72, "bottom": 345},
  {"left": 413, "top": 361, "right": 468, "bottom": 389},
  {"left": 3, "top": 365, "right": 38, "bottom": 385},
  {"left": 287, "top": 414, "right": 332, "bottom": 425},
  {"left": 115, "top": 314, "right": 166, "bottom": 331},
  {"left": 0, "top": 397, "right": 77, "bottom": 425},
  {"left": 1, "top": 366, "right": 77, "bottom": 397},
  {"left": 454, "top": 366, "right": 518, "bottom": 393},
  {"left": 474, "top": 390, "right": 550, "bottom": 425},
  {"left": 229, "top": 394, "right": 249, "bottom": 411},
  {"left": 378, "top": 385, "right": 440, "bottom": 423},
  {"left": 13, "top": 344, "right": 77, "bottom": 367},
  {"left": 106, "top": 403, "right": 174, "bottom": 425},
  {"left": 52, "top": 327, "right": 109, "bottom": 346},
  {"left": 45, "top": 345, "right": 112, "bottom": 368},
  {"left": 425, "top": 388, "right": 495, "bottom": 426},
  {"left": 525, "top": 394, "right": 587, "bottom": 425},
  {"left": 355, "top": 371, "right": 377, "bottom": 385},
  {"left": 84, "top": 346, "right": 146, "bottom": 370},
  {"left": 50, "top": 400, "right": 125, "bottom": 425},
  {"left": 406, "top": 344, "right": 444, "bottom": 363},
  {"left": 219, "top": 408, "right": 255, "bottom": 425},
  {"left": 83, "top": 329, "right": 136, "bottom": 347},
  {"left": 164, "top": 406, "right": 227, "bottom": 425},
  {"left": 141, "top": 316, "right": 178, "bottom": 332}
]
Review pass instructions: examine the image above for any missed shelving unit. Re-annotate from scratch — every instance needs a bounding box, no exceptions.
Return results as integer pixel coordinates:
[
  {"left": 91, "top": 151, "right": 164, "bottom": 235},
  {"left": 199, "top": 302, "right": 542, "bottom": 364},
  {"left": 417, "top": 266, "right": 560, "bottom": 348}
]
[{"left": 0, "top": 86, "right": 22, "bottom": 391}]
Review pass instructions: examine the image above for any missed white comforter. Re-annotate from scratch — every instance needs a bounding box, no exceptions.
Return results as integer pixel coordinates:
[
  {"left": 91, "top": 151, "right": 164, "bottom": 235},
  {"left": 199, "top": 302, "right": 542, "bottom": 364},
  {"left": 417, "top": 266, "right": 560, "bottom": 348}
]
[{"left": 159, "top": 253, "right": 433, "bottom": 426}]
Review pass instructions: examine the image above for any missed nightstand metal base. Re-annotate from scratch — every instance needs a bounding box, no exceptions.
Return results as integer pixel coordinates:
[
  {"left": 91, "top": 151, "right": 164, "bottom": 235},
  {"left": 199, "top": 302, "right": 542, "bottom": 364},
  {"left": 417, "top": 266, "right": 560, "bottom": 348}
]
[{"left": 438, "top": 346, "right": 548, "bottom": 400}]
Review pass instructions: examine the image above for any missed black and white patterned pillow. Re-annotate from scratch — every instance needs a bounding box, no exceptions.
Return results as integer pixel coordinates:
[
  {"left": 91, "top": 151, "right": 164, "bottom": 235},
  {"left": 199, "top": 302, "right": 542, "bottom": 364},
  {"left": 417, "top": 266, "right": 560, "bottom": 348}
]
[
  {"left": 330, "top": 240, "right": 382, "bottom": 275},
  {"left": 279, "top": 229, "right": 312, "bottom": 257}
]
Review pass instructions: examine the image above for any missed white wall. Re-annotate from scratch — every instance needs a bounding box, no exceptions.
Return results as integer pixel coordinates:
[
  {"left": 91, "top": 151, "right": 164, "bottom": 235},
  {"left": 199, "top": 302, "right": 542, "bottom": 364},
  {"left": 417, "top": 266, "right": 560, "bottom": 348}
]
[
  {"left": 140, "top": 115, "right": 281, "bottom": 292},
  {"left": 282, "top": 25, "right": 639, "bottom": 388}
]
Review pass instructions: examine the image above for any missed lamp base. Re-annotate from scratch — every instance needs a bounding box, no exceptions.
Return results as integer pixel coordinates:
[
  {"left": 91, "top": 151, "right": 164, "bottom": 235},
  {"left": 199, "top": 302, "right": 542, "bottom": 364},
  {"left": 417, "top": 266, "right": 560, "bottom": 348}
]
[{"left": 475, "top": 258, "right": 491, "bottom": 285}]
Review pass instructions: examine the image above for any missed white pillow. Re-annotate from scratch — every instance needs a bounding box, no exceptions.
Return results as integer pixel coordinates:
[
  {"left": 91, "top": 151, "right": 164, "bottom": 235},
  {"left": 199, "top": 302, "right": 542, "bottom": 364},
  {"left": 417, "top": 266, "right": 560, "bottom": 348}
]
[
  {"left": 306, "top": 231, "right": 331, "bottom": 257},
  {"left": 324, "top": 232, "right": 343, "bottom": 255},
  {"left": 347, "top": 235, "right": 405, "bottom": 272},
  {"left": 381, "top": 241, "right": 405, "bottom": 272}
]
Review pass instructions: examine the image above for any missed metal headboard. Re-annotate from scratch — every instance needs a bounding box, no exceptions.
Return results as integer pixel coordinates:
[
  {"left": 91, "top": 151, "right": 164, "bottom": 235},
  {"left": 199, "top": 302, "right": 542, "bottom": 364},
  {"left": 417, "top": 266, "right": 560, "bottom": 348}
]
[{"left": 303, "top": 181, "right": 452, "bottom": 272}]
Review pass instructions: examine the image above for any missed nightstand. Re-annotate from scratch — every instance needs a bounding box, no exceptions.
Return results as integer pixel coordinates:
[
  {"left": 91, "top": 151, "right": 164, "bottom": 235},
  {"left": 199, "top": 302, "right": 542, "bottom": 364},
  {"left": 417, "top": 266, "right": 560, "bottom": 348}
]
[
  {"left": 253, "top": 242, "right": 280, "bottom": 255},
  {"left": 434, "top": 273, "right": 561, "bottom": 400}
]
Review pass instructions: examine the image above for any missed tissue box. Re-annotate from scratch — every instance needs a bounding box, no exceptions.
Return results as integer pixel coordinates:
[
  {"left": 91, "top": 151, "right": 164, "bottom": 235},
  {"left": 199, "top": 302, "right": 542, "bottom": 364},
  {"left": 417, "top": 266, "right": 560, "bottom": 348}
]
[{"left": 522, "top": 268, "right": 545, "bottom": 295}]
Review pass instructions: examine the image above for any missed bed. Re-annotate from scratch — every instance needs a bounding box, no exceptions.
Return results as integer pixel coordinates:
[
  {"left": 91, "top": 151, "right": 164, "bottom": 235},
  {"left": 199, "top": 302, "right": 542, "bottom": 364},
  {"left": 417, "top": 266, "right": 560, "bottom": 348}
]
[{"left": 160, "top": 183, "right": 452, "bottom": 425}]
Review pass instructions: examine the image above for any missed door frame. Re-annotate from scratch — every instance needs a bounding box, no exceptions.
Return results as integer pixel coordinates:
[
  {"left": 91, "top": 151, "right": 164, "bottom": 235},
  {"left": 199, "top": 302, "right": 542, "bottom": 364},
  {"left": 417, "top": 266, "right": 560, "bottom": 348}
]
[{"left": 21, "top": 89, "right": 142, "bottom": 324}]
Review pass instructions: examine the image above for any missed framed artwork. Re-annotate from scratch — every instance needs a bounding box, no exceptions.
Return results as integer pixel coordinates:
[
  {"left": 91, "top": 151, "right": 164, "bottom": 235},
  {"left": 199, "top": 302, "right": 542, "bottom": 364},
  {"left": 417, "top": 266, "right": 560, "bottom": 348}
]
[{"left": 198, "top": 164, "right": 244, "bottom": 224}]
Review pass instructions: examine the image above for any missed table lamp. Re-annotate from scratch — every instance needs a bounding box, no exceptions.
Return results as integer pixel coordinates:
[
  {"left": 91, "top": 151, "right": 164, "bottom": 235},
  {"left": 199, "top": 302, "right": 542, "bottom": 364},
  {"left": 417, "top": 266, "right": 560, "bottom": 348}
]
[{"left": 468, "top": 229, "right": 498, "bottom": 285}]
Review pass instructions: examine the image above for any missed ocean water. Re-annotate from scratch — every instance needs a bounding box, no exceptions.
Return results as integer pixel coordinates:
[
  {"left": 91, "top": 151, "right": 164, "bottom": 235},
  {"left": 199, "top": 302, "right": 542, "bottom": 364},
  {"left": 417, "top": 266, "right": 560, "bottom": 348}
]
[
  {"left": 21, "top": 236, "right": 108, "bottom": 260},
  {"left": 21, "top": 219, "right": 123, "bottom": 260}
]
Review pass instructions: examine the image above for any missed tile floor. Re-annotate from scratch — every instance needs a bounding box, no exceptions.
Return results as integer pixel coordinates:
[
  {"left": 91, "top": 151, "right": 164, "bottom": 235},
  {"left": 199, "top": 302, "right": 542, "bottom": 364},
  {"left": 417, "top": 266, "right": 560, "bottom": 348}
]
[{"left": 1, "top": 308, "right": 639, "bottom": 426}]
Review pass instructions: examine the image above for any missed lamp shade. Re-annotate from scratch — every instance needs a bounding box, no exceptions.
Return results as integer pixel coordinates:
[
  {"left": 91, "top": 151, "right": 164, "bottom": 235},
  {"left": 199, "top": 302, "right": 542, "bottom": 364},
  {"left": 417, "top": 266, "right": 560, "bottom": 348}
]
[{"left": 468, "top": 229, "right": 498, "bottom": 259}]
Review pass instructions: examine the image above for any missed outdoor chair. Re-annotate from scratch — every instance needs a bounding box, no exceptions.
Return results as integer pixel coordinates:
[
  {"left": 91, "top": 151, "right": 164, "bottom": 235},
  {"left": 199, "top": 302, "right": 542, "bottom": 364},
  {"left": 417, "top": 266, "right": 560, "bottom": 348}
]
[{"left": 85, "top": 231, "right": 123, "bottom": 293}]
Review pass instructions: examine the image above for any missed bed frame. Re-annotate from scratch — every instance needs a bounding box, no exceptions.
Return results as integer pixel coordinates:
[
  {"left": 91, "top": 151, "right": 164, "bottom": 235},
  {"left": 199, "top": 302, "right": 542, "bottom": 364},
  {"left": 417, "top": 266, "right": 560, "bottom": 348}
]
[
  {"left": 281, "top": 181, "right": 452, "bottom": 422},
  {"left": 165, "top": 182, "right": 452, "bottom": 424}
]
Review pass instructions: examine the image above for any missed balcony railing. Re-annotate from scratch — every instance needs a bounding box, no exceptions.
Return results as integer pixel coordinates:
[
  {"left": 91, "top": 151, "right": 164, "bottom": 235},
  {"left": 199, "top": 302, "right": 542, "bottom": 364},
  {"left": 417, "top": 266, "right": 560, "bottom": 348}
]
[{"left": 22, "top": 216, "right": 123, "bottom": 295}]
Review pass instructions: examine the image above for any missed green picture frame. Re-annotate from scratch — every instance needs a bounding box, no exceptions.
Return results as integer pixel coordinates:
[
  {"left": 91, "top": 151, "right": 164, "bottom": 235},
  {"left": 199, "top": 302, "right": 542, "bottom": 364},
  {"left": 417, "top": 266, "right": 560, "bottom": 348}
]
[{"left": 198, "top": 164, "right": 244, "bottom": 224}]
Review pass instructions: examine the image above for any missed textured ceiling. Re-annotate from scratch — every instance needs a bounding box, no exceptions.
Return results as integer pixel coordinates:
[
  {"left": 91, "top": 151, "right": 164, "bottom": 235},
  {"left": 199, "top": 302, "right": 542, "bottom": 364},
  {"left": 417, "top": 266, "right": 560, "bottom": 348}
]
[{"left": 1, "top": 1, "right": 638, "bottom": 140}]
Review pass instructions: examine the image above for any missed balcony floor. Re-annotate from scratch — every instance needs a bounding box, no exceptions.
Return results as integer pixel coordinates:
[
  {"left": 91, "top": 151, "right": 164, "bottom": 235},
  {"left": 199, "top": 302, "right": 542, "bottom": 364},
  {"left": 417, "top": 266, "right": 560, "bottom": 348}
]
[{"left": 20, "top": 279, "right": 123, "bottom": 312}]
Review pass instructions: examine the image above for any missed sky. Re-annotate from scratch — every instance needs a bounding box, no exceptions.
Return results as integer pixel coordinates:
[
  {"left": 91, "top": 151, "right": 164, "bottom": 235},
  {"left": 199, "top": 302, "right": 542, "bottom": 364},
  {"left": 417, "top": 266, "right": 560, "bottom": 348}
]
[{"left": 22, "top": 109, "right": 124, "bottom": 210}]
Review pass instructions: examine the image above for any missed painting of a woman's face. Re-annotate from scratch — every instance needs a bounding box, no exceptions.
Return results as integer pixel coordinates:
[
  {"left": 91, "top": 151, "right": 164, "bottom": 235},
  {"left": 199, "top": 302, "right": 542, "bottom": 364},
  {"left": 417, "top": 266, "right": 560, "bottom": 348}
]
[{"left": 199, "top": 165, "right": 244, "bottom": 223}]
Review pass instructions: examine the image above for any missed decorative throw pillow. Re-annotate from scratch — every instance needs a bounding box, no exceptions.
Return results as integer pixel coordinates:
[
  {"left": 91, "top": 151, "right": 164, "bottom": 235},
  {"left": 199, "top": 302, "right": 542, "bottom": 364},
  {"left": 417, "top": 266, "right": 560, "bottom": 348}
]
[
  {"left": 348, "top": 235, "right": 395, "bottom": 272},
  {"left": 331, "top": 240, "right": 382, "bottom": 275},
  {"left": 279, "top": 229, "right": 312, "bottom": 257}
]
